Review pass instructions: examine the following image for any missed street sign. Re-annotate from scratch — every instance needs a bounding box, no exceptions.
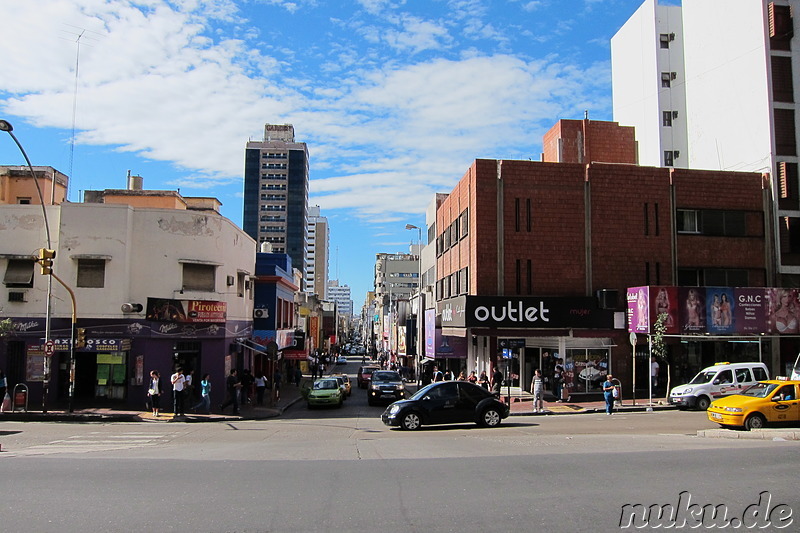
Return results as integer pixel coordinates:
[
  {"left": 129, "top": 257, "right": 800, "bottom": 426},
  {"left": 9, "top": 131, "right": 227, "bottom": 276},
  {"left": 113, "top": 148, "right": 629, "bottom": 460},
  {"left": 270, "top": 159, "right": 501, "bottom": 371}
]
[
  {"left": 499, "top": 338, "right": 525, "bottom": 349},
  {"left": 44, "top": 340, "right": 55, "bottom": 356},
  {"left": 629, "top": 332, "right": 637, "bottom": 346}
]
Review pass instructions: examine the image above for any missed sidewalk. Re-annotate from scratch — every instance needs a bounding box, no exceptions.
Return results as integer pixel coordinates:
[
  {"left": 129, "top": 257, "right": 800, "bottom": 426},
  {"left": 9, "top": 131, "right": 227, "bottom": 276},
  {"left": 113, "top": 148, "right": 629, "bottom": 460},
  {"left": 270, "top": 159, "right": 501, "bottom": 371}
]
[{"left": 0, "top": 379, "right": 307, "bottom": 423}]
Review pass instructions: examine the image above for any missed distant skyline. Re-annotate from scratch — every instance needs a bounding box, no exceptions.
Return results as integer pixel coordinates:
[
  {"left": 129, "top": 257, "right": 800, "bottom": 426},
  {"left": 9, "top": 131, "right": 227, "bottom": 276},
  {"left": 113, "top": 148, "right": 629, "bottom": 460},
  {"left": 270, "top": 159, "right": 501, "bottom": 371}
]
[{"left": 0, "top": 0, "right": 664, "bottom": 306}]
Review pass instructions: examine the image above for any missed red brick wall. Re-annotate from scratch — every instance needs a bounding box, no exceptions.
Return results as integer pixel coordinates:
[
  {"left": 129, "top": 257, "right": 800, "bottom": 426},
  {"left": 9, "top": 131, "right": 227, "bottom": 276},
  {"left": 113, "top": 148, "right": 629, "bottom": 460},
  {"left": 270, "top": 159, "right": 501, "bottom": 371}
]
[{"left": 542, "top": 120, "right": 636, "bottom": 165}]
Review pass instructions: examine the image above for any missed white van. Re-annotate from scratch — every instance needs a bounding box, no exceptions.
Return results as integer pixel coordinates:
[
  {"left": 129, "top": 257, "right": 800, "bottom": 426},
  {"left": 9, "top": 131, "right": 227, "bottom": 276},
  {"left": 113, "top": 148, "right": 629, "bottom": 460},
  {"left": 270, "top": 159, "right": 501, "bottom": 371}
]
[{"left": 669, "top": 362, "right": 769, "bottom": 411}]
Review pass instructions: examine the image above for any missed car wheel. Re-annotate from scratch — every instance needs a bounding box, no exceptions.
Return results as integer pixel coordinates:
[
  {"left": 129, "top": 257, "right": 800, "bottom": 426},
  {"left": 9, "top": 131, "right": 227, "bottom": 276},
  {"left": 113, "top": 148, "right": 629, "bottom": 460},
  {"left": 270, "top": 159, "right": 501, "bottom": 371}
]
[
  {"left": 480, "top": 407, "right": 502, "bottom": 428},
  {"left": 696, "top": 396, "right": 711, "bottom": 411},
  {"left": 401, "top": 412, "right": 422, "bottom": 430},
  {"left": 744, "top": 413, "right": 766, "bottom": 431}
]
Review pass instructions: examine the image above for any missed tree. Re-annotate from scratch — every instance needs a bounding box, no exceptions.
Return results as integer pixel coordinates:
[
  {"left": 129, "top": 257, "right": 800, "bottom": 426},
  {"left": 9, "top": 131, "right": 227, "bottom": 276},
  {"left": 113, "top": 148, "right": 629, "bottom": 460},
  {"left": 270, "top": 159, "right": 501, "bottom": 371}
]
[
  {"left": 0, "top": 317, "right": 12, "bottom": 338},
  {"left": 651, "top": 312, "right": 668, "bottom": 360}
]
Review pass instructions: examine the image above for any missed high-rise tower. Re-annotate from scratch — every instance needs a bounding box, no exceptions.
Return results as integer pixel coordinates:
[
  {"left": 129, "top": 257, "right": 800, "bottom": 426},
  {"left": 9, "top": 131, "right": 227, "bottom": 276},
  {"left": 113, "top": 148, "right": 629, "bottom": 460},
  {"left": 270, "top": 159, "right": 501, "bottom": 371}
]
[{"left": 243, "top": 124, "right": 309, "bottom": 283}]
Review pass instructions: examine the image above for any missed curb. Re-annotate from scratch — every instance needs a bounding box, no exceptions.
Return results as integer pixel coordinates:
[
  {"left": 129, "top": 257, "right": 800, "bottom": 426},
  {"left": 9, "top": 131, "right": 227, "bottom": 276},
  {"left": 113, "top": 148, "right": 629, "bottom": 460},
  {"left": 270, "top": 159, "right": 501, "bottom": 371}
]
[{"left": 697, "top": 428, "right": 800, "bottom": 440}]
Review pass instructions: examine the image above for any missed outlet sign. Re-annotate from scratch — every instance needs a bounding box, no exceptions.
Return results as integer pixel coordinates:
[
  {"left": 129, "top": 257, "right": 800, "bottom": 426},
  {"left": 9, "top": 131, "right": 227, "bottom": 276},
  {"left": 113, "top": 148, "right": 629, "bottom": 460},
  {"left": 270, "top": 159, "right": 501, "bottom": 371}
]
[{"left": 438, "top": 296, "right": 613, "bottom": 329}]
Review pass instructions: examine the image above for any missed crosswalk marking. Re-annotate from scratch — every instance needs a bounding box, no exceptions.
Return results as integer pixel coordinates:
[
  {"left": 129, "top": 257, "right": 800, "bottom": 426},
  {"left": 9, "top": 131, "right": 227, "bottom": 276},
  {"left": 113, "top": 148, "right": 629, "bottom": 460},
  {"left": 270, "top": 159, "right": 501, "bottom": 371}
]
[{"left": 7, "top": 431, "right": 178, "bottom": 456}]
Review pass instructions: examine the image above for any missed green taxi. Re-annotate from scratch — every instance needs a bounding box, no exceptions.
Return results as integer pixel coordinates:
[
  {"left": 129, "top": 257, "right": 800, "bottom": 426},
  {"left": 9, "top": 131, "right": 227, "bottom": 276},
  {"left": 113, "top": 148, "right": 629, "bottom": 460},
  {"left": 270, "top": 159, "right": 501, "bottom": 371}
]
[
  {"left": 707, "top": 378, "right": 800, "bottom": 430},
  {"left": 305, "top": 377, "right": 344, "bottom": 409}
]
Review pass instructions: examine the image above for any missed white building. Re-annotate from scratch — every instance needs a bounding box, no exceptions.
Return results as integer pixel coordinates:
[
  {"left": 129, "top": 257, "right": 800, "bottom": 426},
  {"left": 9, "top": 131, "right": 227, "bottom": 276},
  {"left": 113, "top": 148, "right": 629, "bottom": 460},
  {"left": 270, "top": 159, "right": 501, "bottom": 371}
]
[
  {"left": 327, "top": 280, "right": 353, "bottom": 317},
  {"left": 1, "top": 194, "right": 256, "bottom": 408},
  {"left": 612, "top": 0, "right": 800, "bottom": 282},
  {"left": 306, "top": 205, "right": 329, "bottom": 299}
]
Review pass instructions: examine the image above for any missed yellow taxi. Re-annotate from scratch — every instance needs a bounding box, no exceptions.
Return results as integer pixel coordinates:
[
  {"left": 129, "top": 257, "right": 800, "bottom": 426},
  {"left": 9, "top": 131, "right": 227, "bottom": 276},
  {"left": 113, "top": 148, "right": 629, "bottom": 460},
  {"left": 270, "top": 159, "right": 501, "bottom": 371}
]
[{"left": 707, "top": 378, "right": 800, "bottom": 430}]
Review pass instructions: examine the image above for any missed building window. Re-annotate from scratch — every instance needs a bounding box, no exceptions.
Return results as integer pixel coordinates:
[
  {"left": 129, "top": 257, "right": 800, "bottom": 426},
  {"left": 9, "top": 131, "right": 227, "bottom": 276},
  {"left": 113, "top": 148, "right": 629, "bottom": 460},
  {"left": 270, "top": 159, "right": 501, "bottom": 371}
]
[
  {"left": 664, "top": 150, "right": 679, "bottom": 166},
  {"left": 661, "top": 72, "right": 675, "bottom": 88},
  {"left": 526, "top": 199, "right": 531, "bottom": 232},
  {"left": 17, "top": 197, "right": 31, "bottom": 204},
  {"left": 515, "top": 198, "right": 520, "bottom": 232},
  {"left": 662, "top": 111, "right": 673, "bottom": 127},
  {"left": 771, "top": 56, "right": 794, "bottom": 103},
  {"left": 76, "top": 259, "right": 106, "bottom": 288},
  {"left": 774, "top": 108, "right": 797, "bottom": 156},
  {"left": 644, "top": 203, "right": 649, "bottom": 235},
  {"left": 678, "top": 268, "right": 749, "bottom": 287},
  {"left": 778, "top": 161, "right": 799, "bottom": 210},
  {"left": 769, "top": 2, "right": 793, "bottom": 51},
  {"left": 654, "top": 202, "right": 660, "bottom": 236},
  {"left": 3, "top": 259, "right": 34, "bottom": 288},
  {"left": 677, "top": 209, "right": 699, "bottom": 234},
  {"left": 659, "top": 33, "right": 673, "bottom": 49},
  {"left": 182, "top": 263, "right": 215, "bottom": 292}
]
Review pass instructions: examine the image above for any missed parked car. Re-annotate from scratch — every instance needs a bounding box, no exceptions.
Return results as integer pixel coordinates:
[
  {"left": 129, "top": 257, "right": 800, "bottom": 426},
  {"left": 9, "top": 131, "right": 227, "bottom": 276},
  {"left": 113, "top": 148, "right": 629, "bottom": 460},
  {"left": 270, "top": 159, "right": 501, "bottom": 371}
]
[
  {"left": 381, "top": 381, "right": 510, "bottom": 430},
  {"left": 707, "top": 378, "right": 800, "bottom": 430},
  {"left": 367, "top": 370, "right": 406, "bottom": 406},
  {"left": 330, "top": 373, "right": 352, "bottom": 396},
  {"left": 306, "top": 378, "right": 344, "bottom": 409},
  {"left": 669, "top": 361, "right": 769, "bottom": 410},
  {"left": 336, "top": 355, "right": 348, "bottom": 365},
  {"left": 357, "top": 365, "right": 380, "bottom": 389}
]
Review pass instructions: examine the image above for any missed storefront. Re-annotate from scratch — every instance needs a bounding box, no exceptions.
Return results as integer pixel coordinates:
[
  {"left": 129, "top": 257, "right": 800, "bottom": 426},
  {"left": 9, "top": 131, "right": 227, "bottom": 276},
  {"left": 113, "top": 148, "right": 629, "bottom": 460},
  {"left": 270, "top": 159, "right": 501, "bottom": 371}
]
[{"left": 438, "top": 295, "right": 619, "bottom": 397}]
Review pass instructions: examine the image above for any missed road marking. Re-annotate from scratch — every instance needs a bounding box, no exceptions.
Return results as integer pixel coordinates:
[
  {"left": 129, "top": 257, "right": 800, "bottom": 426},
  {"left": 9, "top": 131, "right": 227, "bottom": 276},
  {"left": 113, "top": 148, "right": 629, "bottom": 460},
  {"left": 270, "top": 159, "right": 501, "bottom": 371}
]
[{"left": 6, "top": 431, "right": 179, "bottom": 456}]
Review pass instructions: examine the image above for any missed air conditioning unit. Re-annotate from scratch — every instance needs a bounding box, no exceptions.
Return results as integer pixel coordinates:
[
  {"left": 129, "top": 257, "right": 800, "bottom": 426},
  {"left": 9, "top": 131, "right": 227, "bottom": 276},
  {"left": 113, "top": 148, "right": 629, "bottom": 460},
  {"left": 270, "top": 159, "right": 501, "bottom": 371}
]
[
  {"left": 253, "top": 308, "right": 268, "bottom": 319},
  {"left": 672, "top": 110, "right": 679, "bottom": 119},
  {"left": 226, "top": 275, "right": 235, "bottom": 286},
  {"left": 596, "top": 289, "right": 619, "bottom": 310}
]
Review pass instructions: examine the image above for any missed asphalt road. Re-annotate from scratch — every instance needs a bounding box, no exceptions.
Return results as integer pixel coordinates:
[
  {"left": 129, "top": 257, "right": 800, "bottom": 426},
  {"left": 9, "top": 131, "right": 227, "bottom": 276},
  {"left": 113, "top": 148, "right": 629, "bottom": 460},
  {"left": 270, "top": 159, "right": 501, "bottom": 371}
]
[{"left": 1, "top": 361, "right": 798, "bottom": 532}]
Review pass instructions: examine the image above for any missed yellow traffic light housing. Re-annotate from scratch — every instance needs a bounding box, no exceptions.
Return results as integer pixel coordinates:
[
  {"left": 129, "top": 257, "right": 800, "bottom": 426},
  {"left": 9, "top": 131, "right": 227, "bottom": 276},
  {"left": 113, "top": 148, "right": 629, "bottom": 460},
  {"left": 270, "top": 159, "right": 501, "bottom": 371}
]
[
  {"left": 37, "top": 248, "right": 56, "bottom": 275},
  {"left": 75, "top": 327, "right": 86, "bottom": 349}
]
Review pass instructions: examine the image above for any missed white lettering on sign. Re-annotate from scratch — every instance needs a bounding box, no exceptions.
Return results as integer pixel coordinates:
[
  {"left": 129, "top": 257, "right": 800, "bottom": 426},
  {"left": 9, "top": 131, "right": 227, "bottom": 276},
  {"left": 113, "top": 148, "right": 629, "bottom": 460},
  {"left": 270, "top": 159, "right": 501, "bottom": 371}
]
[
  {"left": 738, "top": 293, "right": 761, "bottom": 304},
  {"left": 474, "top": 301, "right": 550, "bottom": 323}
]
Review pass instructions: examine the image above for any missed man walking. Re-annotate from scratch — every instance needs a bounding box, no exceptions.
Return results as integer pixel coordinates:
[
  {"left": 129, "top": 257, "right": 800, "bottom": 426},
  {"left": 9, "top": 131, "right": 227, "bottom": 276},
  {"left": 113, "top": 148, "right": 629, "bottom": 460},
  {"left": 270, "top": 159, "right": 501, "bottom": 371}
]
[
  {"left": 170, "top": 367, "right": 186, "bottom": 417},
  {"left": 220, "top": 369, "right": 241, "bottom": 415}
]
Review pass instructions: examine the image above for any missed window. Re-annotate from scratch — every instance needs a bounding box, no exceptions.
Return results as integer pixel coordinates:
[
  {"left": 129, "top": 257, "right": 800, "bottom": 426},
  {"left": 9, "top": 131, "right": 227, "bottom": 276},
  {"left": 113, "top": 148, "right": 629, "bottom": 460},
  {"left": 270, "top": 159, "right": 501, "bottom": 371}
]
[
  {"left": 76, "top": 259, "right": 106, "bottom": 288},
  {"left": 677, "top": 268, "right": 749, "bottom": 287},
  {"left": 664, "top": 150, "right": 674, "bottom": 167},
  {"left": 237, "top": 272, "right": 247, "bottom": 298},
  {"left": 659, "top": 33, "right": 672, "bottom": 49},
  {"left": 771, "top": 56, "right": 794, "bottom": 103},
  {"left": 662, "top": 111, "right": 673, "bottom": 127},
  {"left": 774, "top": 108, "right": 797, "bottom": 156},
  {"left": 644, "top": 203, "right": 649, "bottom": 235},
  {"left": 3, "top": 259, "right": 34, "bottom": 288},
  {"left": 515, "top": 198, "right": 520, "bottom": 232},
  {"left": 735, "top": 368, "right": 753, "bottom": 384},
  {"left": 661, "top": 72, "right": 673, "bottom": 88},
  {"left": 526, "top": 199, "right": 531, "bottom": 232},
  {"left": 460, "top": 209, "right": 469, "bottom": 239},
  {"left": 17, "top": 197, "right": 31, "bottom": 204},
  {"left": 182, "top": 263, "right": 215, "bottom": 292},
  {"left": 769, "top": 2, "right": 793, "bottom": 51},
  {"left": 753, "top": 367, "right": 768, "bottom": 381},
  {"left": 677, "top": 210, "right": 699, "bottom": 233},
  {"left": 778, "top": 162, "right": 799, "bottom": 209}
]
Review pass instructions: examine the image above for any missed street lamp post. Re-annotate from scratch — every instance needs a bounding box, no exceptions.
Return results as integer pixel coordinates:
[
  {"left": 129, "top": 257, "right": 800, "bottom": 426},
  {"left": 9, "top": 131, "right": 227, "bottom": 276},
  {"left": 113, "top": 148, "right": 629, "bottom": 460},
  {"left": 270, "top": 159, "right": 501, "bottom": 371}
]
[
  {"left": 1, "top": 120, "right": 55, "bottom": 413},
  {"left": 405, "top": 223, "right": 423, "bottom": 386}
]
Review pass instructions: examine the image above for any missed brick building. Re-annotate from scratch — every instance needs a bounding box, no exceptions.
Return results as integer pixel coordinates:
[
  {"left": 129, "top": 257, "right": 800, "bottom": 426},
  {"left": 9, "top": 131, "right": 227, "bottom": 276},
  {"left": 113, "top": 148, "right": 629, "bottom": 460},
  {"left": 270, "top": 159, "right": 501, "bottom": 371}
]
[{"left": 432, "top": 120, "right": 772, "bottom": 399}]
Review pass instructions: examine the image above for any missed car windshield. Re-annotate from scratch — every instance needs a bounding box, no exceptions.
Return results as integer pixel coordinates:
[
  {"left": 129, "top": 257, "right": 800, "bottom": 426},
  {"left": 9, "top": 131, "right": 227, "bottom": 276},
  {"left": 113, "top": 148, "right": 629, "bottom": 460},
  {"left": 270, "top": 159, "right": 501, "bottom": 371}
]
[
  {"left": 361, "top": 367, "right": 378, "bottom": 375},
  {"left": 739, "top": 382, "right": 779, "bottom": 398},
  {"left": 372, "top": 371, "right": 401, "bottom": 382},
  {"left": 688, "top": 371, "right": 717, "bottom": 385},
  {"left": 314, "top": 380, "right": 338, "bottom": 390}
]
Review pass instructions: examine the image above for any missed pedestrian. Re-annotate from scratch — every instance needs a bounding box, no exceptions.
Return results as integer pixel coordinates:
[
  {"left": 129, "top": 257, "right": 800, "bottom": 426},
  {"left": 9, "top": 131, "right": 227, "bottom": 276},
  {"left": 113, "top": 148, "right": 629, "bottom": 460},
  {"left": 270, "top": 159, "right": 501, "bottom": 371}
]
[
  {"left": 0, "top": 370, "right": 8, "bottom": 412},
  {"left": 552, "top": 357, "right": 564, "bottom": 402},
  {"left": 478, "top": 370, "right": 489, "bottom": 389},
  {"left": 491, "top": 366, "right": 504, "bottom": 396},
  {"left": 171, "top": 366, "right": 186, "bottom": 417},
  {"left": 294, "top": 365, "right": 302, "bottom": 386},
  {"left": 255, "top": 372, "right": 267, "bottom": 406},
  {"left": 602, "top": 374, "right": 616, "bottom": 415},
  {"left": 184, "top": 369, "right": 195, "bottom": 406},
  {"left": 192, "top": 373, "right": 212, "bottom": 414},
  {"left": 147, "top": 370, "right": 162, "bottom": 417},
  {"left": 220, "top": 369, "right": 241, "bottom": 415},
  {"left": 467, "top": 370, "right": 478, "bottom": 384},
  {"left": 240, "top": 369, "right": 254, "bottom": 405},
  {"left": 432, "top": 366, "right": 444, "bottom": 382},
  {"left": 531, "top": 369, "right": 544, "bottom": 413},
  {"left": 274, "top": 368, "right": 282, "bottom": 401},
  {"left": 650, "top": 356, "right": 660, "bottom": 392}
]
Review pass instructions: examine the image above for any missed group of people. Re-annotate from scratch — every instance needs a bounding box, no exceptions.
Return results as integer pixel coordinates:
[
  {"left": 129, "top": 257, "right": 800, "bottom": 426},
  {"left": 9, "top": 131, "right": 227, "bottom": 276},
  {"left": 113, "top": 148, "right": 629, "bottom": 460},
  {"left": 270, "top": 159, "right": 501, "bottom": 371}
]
[
  {"left": 430, "top": 365, "right": 505, "bottom": 395},
  {"left": 146, "top": 368, "right": 212, "bottom": 418}
]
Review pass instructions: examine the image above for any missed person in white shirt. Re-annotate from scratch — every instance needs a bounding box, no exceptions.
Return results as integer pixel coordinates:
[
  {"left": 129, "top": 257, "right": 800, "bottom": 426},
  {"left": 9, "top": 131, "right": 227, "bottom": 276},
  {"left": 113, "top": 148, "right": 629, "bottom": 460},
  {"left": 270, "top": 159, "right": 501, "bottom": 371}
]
[
  {"left": 650, "top": 357, "right": 660, "bottom": 392},
  {"left": 171, "top": 367, "right": 186, "bottom": 417}
]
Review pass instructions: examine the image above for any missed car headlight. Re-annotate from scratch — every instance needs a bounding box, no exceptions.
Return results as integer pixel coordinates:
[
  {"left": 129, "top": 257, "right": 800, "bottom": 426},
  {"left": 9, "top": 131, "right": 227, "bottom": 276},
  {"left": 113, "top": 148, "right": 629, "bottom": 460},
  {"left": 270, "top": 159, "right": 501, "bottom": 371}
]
[
  {"left": 723, "top": 407, "right": 743, "bottom": 413},
  {"left": 389, "top": 404, "right": 401, "bottom": 415},
  {"left": 397, "top": 383, "right": 404, "bottom": 390},
  {"left": 683, "top": 388, "right": 692, "bottom": 394},
  {"left": 370, "top": 384, "right": 380, "bottom": 391}
]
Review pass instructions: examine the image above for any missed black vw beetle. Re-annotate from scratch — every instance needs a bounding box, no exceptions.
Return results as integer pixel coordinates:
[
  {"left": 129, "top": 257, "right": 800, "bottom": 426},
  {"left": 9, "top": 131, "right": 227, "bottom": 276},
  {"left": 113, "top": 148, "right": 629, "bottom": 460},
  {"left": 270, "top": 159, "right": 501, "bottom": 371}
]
[{"left": 381, "top": 381, "right": 510, "bottom": 430}]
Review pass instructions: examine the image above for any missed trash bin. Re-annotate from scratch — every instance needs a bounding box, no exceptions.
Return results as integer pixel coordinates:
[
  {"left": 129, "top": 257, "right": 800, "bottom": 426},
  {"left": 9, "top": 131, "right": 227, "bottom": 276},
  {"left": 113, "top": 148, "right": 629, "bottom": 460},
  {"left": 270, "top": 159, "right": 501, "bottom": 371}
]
[{"left": 12, "top": 383, "right": 28, "bottom": 412}]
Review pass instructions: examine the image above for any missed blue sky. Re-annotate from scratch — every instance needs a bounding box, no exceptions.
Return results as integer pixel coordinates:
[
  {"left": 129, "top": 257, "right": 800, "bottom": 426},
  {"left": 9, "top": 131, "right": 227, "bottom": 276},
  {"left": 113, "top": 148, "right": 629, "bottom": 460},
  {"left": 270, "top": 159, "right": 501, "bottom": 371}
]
[{"left": 0, "top": 0, "right": 661, "bottom": 308}]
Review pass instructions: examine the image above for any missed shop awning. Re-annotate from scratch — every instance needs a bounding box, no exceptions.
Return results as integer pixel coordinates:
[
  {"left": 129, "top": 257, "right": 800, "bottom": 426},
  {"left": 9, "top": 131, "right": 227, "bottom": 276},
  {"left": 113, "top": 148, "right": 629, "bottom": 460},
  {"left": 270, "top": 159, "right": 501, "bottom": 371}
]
[{"left": 3, "top": 259, "right": 34, "bottom": 286}]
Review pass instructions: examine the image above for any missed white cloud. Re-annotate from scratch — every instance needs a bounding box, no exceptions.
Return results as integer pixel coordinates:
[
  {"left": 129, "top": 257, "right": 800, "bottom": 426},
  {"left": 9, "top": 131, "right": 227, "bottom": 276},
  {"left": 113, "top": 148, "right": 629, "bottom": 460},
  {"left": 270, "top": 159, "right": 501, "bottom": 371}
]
[{"left": 1, "top": 0, "right": 611, "bottom": 224}]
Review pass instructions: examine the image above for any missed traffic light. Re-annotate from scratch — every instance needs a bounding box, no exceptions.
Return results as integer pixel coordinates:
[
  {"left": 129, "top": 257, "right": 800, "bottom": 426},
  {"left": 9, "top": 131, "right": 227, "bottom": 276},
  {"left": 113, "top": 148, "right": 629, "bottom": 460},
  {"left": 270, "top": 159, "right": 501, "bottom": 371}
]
[
  {"left": 37, "top": 248, "right": 55, "bottom": 275},
  {"left": 75, "top": 328, "right": 86, "bottom": 349}
]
